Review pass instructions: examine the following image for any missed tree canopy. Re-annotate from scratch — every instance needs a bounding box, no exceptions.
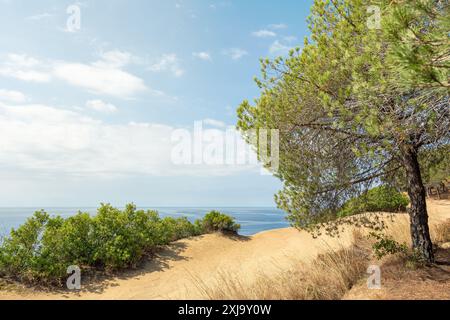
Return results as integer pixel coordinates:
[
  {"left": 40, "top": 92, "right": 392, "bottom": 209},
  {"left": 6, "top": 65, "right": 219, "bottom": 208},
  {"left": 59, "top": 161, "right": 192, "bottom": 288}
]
[{"left": 237, "top": 0, "right": 449, "bottom": 262}]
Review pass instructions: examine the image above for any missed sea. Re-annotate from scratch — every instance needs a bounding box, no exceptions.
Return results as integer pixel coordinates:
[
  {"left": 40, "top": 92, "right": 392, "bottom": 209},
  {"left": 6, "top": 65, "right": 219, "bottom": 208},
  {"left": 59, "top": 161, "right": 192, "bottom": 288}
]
[{"left": 0, "top": 207, "right": 290, "bottom": 237}]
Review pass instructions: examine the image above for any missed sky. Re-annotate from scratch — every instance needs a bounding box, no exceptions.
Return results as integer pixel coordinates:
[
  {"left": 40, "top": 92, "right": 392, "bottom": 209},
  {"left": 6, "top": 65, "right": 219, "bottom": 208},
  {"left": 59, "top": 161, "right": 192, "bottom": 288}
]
[{"left": 0, "top": 0, "right": 313, "bottom": 207}]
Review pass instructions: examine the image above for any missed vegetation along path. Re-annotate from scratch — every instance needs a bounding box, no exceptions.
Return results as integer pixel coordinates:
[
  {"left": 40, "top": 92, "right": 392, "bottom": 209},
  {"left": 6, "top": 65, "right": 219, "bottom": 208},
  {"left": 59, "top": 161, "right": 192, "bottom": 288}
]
[{"left": 1, "top": 200, "right": 448, "bottom": 300}]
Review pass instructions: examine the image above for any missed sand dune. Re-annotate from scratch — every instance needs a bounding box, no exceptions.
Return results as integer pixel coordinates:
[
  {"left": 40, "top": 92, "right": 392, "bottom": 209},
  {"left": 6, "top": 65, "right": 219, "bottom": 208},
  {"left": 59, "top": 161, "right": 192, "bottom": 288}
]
[{"left": 1, "top": 199, "right": 449, "bottom": 300}]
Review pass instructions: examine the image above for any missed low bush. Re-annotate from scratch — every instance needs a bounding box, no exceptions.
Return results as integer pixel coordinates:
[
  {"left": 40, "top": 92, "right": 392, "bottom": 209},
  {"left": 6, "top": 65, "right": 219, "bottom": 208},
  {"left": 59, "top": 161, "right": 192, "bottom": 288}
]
[
  {"left": 337, "top": 185, "right": 409, "bottom": 218},
  {"left": 0, "top": 211, "right": 52, "bottom": 283},
  {"left": 368, "top": 232, "right": 432, "bottom": 268},
  {"left": 160, "top": 216, "right": 204, "bottom": 242},
  {"left": 200, "top": 211, "right": 240, "bottom": 233},
  {"left": 0, "top": 205, "right": 239, "bottom": 285},
  {"left": 368, "top": 232, "right": 409, "bottom": 260}
]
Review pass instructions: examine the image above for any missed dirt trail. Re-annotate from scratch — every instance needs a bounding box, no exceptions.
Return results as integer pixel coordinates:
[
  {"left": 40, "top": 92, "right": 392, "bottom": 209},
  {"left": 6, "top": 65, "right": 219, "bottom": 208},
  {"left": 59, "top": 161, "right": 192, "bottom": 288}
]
[{"left": 1, "top": 200, "right": 448, "bottom": 300}]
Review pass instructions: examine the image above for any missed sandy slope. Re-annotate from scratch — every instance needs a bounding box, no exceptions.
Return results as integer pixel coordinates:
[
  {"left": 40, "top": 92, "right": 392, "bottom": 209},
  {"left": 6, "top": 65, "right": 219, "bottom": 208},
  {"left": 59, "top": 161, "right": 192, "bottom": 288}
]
[{"left": 0, "top": 200, "right": 448, "bottom": 300}]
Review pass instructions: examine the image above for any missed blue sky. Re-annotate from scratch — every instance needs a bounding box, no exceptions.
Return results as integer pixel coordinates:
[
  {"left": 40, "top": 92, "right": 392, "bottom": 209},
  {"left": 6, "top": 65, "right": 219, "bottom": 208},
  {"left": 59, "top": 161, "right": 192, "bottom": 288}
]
[{"left": 0, "top": 0, "right": 313, "bottom": 207}]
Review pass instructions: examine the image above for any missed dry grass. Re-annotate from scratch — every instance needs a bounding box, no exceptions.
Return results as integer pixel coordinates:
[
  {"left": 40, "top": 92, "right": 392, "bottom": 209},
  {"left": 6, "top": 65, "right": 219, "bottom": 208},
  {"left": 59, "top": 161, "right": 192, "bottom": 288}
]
[
  {"left": 195, "top": 217, "right": 450, "bottom": 300},
  {"left": 432, "top": 219, "right": 450, "bottom": 244},
  {"left": 194, "top": 230, "right": 371, "bottom": 300},
  {"left": 344, "top": 245, "right": 450, "bottom": 300},
  {"left": 384, "top": 217, "right": 412, "bottom": 245},
  {"left": 378, "top": 215, "right": 450, "bottom": 247}
]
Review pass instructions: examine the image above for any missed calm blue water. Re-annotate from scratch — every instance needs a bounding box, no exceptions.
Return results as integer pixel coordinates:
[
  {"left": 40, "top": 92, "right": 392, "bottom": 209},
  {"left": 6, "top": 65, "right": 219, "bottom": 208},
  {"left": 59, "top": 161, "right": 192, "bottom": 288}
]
[{"left": 0, "top": 207, "right": 289, "bottom": 237}]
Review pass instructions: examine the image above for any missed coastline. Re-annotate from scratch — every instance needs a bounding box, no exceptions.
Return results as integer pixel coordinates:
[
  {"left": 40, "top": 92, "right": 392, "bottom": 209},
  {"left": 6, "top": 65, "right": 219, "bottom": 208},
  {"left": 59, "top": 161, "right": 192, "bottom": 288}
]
[
  {"left": 1, "top": 199, "right": 448, "bottom": 300},
  {"left": 0, "top": 207, "right": 289, "bottom": 238}
]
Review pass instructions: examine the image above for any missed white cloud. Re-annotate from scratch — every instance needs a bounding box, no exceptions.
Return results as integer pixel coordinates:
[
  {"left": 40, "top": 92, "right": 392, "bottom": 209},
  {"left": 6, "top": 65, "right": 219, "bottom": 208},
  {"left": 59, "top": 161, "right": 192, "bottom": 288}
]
[
  {"left": 0, "top": 89, "right": 28, "bottom": 103},
  {"left": 0, "top": 68, "right": 51, "bottom": 82},
  {"left": 6, "top": 54, "right": 40, "bottom": 68},
  {"left": 53, "top": 62, "right": 147, "bottom": 98},
  {"left": 193, "top": 52, "right": 212, "bottom": 61},
  {"left": 252, "top": 30, "right": 276, "bottom": 38},
  {"left": 0, "top": 52, "right": 150, "bottom": 98},
  {"left": 268, "top": 23, "right": 288, "bottom": 30},
  {"left": 203, "top": 118, "right": 226, "bottom": 128},
  {"left": 94, "top": 50, "right": 134, "bottom": 68},
  {"left": 209, "top": 1, "right": 231, "bottom": 10},
  {"left": 223, "top": 48, "right": 248, "bottom": 60},
  {"left": 53, "top": 50, "right": 147, "bottom": 98},
  {"left": 0, "top": 102, "right": 172, "bottom": 176},
  {"left": 0, "top": 103, "right": 259, "bottom": 177},
  {"left": 283, "top": 35, "right": 297, "bottom": 42},
  {"left": 26, "top": 13, "right": 54, "bottom": 21},
  {"left": 148, "top": 54, "right": 185, "bottom": 77},
  {"left": 0, "top": 54, "right": 51, "bottom": 83},
  {"left": 269, "top": 40, "right": 293, "bottom": 56},
  {"left": 86, "top": 99, "right": 118, "bottom": 114}
]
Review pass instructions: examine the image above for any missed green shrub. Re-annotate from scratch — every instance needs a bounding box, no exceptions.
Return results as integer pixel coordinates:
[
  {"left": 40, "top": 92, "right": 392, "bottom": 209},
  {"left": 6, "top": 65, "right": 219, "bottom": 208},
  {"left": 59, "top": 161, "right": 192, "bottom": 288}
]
[
  {"left": 337, "top": 185, "right": 409, "bottom": 217},
  {"left": 0, "top": 204, "right": 240, "bottom": 285},
  {"left": 160, "top": 216, "right": 204, "bottom": 242},
  {"left": 38, "top": 213, "right": 95, "bottom": 282},
  {"left": 369, "top": 232, "right": 408, "bottom": 260},
  {"left": 201, "top": 211, "right": 240, "bottom": 233},
  {"left": 0, "top": 211, "right": 50, "bottom": 282},
  {"left": 91, "top": 204, "right": 144, "bottom": 270}
]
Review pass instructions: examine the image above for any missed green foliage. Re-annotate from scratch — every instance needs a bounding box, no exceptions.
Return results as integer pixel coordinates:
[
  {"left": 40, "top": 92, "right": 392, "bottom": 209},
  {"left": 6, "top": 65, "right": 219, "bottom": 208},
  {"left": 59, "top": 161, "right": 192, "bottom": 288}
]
[
  {"left": 368, "top": 231, "right": 429, "bottom": 267},
  {"left": 0, "top": 205, "right": 239, "bottom": 285},
  {"left": 387, "top": 145, "right": 450, "bottom": 190},
  {"left": 384, "top": 0, "right": 449, "bottom": 89},
  {"left": 159, "top": 216, "right": 204, "bottom": 242},
  {"left": 421, "top": 145, "right": 450, "bottom": 184},
  {"left": 0, "top": 211, "right": 50, "bottom": 283},
  {"left": 201, "top": 211, "right": 241, "bottom": 233},
  {"left": 337, "top": 185, "right": 409, "bottom": 217},
  {"left": 90, "top": 204, "right": 156, "bottom": 270},
  {"left": 369, "top": 232, "right": 409, "bottom": 260},
  {"left": 236, "top": 0, "right": 448, "bottom": 238}
]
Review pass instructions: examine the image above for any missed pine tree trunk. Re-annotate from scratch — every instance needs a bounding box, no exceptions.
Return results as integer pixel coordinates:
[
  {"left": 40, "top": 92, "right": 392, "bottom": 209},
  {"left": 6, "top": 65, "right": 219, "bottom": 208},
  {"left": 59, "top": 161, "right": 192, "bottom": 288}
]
[{"left": 402, "top": 147, "right": 434, "bottom": 263}]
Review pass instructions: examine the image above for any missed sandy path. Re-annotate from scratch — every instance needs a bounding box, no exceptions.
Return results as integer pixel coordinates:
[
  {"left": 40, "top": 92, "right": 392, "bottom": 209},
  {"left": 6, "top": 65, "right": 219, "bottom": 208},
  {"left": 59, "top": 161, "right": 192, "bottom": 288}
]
[{"left": 1, "top": 200, "right": 448, "bottom": 300}]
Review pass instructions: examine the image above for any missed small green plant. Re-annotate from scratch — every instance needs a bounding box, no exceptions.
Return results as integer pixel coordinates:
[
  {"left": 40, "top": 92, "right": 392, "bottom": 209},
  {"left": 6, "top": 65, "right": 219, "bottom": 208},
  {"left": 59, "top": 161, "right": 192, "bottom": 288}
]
[
  {"left": 201, "top": 211, "right": 240, "bottom": 233},
  {"left": 338, "top": 185, "right": 409, "bottom": 218},
  {"left": 404, "top": 248, "right": 430, "bottom": 269},
  {"left": 369, "top": 232, "right": 409, "bottom": 260}
]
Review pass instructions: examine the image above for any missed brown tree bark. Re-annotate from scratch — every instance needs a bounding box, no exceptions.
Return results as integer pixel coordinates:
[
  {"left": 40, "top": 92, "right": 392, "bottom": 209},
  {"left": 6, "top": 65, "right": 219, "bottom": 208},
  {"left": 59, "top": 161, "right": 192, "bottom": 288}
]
[{"left": 402, "top": 146, "right": 435, "bottom": 263}]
